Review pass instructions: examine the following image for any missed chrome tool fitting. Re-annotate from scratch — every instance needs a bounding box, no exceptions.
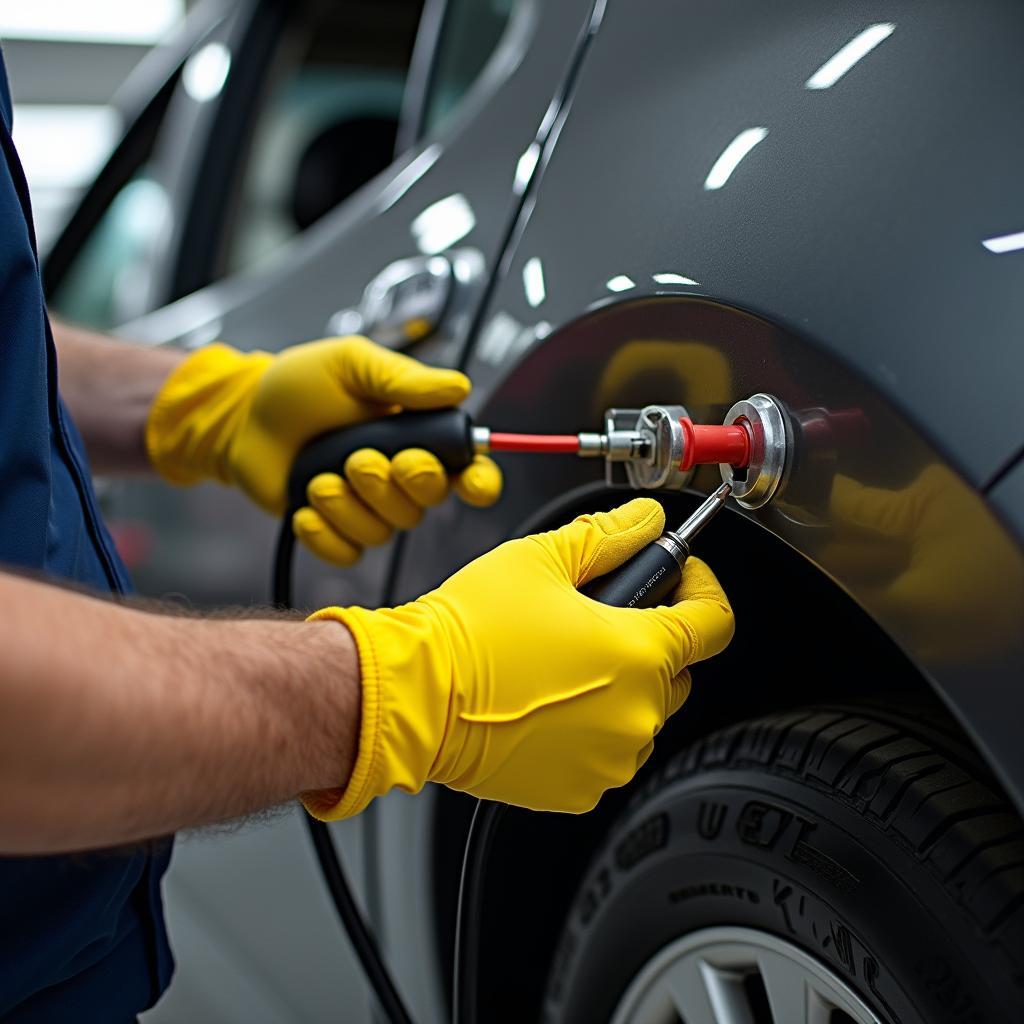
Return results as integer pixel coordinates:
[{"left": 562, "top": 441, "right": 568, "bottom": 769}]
[
  {"left": 602, "top": 404, "right": 693, "bottom": 490},
  {"left": 719, "top": 393, "right": 790, "bottom": 508}
]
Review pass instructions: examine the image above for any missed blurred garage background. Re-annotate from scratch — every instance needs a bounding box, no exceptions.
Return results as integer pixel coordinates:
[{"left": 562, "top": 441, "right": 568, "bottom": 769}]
[{"left": 2, "top": 0, "right": 187, "bottom": 251}]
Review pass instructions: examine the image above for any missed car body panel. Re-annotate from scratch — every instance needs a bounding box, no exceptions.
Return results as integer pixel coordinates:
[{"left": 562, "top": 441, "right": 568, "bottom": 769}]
[
  {"left": 434, "top": 0, "right": 1024, "bottom": 812},
  {"left": 460, "top": 0, "right": 1024, "bottom": 487},
  {"left": 424, "top": 295, "right": 1024, "bottom": 803}
]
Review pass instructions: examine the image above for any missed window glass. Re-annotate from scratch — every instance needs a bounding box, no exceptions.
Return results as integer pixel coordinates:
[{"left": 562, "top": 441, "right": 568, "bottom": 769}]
[
  {"left": 51, "top": 168, "right": 171, "bottom": 329},
  {"left": 224, "top": 0, "right": 424, "bottom": 274},
  {"left": 52, "top": 1, "right": 425, "bottom": 328},
  {"left": 421, "top": 0, "right": 517, "bottom": 137}
]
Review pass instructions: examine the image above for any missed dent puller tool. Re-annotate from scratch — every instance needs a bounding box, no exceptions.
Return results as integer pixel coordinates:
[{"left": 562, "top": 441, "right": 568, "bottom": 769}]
[{"left": 285, "top": 407, "right": 756, "bottom": 510}]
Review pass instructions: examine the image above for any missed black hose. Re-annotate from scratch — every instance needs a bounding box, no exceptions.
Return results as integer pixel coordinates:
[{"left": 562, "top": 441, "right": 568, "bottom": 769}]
[
  {"left": 277, "top": 511, "right": 504, "bottom": 1024},
  {"left": 452, "top": 801, "right": 506, "bottom": 1024},
  {"left": 273, "top": 518, "right": 417, "bottom": 1024},
  {"left": 272, "top": 517, "right": 298, "bottom": 608},
  {"left": 304, "top": 814, "right": 417, "bottom": 1024}
]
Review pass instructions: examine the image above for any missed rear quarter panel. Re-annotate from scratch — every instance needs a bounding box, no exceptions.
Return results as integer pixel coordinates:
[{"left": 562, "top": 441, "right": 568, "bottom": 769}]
[{"left": 397, "top": 0, "right": 1024, "bottom": 807}]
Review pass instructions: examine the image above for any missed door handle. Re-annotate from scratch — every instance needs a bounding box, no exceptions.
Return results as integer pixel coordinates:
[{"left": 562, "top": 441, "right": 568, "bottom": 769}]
[{"left": 327, "top": 254, "right": 453, "bottom": 346}]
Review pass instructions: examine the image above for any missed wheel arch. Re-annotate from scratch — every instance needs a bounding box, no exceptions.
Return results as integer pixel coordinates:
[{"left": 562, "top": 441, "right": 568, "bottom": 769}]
[{"left": 426, "top": 481, "right": 982, "bottom": 1023}]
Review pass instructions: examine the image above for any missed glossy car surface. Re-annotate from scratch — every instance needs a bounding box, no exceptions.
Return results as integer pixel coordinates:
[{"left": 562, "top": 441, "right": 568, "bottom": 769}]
[{"left": 45, "top": 1, "right": 1024, "bottom": 1021}]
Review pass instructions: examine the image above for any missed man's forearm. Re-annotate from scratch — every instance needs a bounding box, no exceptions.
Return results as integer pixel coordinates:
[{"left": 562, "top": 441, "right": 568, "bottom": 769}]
[
  {"left": 50, "top": 318, "right": 186, "bottom": 475},
  {"left": 0, "top": 571, "right": 360, "bottom": 854}
]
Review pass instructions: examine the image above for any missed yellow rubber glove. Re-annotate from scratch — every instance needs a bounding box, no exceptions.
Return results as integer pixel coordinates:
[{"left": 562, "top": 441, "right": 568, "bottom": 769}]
[
  {"left": 146, "top": 336, "right": 502, "bottom": 565},
  {"left": 304, "top": 498, "right": 734, "bottom": 819},
  {"left": 825, "top": 465, "right": 1024, "bottom": 664}
]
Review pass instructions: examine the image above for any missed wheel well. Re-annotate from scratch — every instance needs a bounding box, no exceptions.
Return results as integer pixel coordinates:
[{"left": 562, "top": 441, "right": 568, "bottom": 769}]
[{"left": 428, "top": 487, "right": 965, "bottom": 1022}]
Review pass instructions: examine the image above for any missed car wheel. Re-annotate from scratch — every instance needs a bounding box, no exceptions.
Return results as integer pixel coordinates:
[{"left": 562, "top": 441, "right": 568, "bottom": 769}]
[{"left": 542, "top": 703, "right": 1024, "bottom": 1023}]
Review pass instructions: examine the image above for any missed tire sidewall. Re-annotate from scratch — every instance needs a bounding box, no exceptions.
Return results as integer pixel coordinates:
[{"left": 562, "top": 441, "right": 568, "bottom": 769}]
[{"left": 543, "top": 768, "right": 1000, "bottom": 1024}]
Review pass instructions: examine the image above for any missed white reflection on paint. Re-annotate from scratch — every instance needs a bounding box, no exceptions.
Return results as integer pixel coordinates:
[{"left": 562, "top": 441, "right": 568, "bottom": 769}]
[
  {"left": 704, "top": 127, "right": 768, "bottom": 190},
  {"left": 514, "top": 142, "right": 540, "bottom": 193},
  {"left": 606, "top": 275, "right": 636, "bottom": 292},
  {"left": 411, "top": 193, "right": 476, "bottom": 255},
  {"left": 477, "top": 313, "right": 551, "bottom": 367},
  {"left": 806, "top": 23, "right": 895, "bottom": 90},
  {"left": 378, "top": 144, "right": 442, "bottom": 212},
  {"left": 477, "top": 311, "right": 524, "bottom": 365},
  {"left": 653, "top": 272, "right": 699, "bottom": 286},
  {"left": 182, "top": 42, "right": 231, "bottom": 103},
  {"left": 982, "top": 231, "right": 1024, "bottom": 254},
  {"left": 522, "top": 257, "right": 546, "bottom": 307}
]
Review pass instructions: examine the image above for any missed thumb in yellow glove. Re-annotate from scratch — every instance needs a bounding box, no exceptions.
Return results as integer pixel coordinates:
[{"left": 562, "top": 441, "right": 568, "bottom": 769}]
[
  {"left": 145, "top": 335, "right": 502, "bottom": 565},
  {"left": 304, "top": 497, "right": 734, "bottom": 819}
]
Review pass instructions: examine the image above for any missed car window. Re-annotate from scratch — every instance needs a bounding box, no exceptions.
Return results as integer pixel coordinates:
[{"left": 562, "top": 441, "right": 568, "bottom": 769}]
[
  {"left": 50, "top": 1, "right": 425, "bottom": 328},
  {"left": 223, "top": 0, "right": 424, "bottom": 275},
  {"left": 420, "top": 0, "right": 518, "bottom": 137},
  {"left": 50, "top": 167, "right": 171, "bottom": 330}
]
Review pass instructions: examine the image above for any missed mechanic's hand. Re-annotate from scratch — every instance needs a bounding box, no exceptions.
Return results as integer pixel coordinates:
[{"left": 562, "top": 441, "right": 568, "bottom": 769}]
[
  {"left": 146, "top": 336, "right": 502, "bottom": 564},
  {"left": 304, "top": 498, "right": 734, "bottom": 819},
  {"left": 825, "top": 465, "right": 1023, "bottom": 663}
]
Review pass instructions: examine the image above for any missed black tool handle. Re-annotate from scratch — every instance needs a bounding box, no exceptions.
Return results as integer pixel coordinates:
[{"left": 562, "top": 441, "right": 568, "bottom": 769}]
[
  {"left": 286, "top": 408, "right": 476, "bottom": 508},
  {"left": 582, "top": 540, "right": 685, "bottom": 608}
]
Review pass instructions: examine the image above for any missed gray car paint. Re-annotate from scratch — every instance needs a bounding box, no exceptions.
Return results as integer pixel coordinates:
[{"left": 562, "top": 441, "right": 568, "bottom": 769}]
[{"left": 439, "top": 0, "right": 1024, "bottom": 808}]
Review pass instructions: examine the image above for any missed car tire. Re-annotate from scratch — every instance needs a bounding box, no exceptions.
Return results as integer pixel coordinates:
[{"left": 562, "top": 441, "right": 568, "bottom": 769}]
[{"left": 541, "top": 702, "right": 1024, "bottom": 1023}]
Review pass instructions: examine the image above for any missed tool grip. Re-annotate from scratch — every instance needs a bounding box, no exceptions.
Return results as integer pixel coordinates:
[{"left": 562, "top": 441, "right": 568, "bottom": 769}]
[
  {"left": 286, "top": 408, "right": 475, "bottom": 508},
  {"left": 582, "top": 542, "right": 682, "bottom": 608}
]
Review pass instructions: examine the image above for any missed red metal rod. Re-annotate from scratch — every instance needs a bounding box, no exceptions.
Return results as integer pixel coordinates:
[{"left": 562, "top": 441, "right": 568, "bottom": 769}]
[{"left": 487, "top": 432, "right": 581, "bottom": 453}]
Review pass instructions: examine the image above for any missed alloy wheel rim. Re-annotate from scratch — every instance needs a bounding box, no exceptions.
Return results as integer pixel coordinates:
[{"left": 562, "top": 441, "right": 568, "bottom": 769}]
[{"left": 610, "top": 925, "right": 881, "bottom": 1024}]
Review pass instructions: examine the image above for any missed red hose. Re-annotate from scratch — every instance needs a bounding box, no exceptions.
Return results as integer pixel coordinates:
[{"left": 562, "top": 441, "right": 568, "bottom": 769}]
[{"left": 487, "top": 432, "right": 580, "bottom": 453}]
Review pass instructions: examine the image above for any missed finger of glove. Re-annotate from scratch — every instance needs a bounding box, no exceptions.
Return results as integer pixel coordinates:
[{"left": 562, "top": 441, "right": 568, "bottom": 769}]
[
  {"left": 335, "top": 336, "right": 471, "bottom": 409},
  {"left": 390, "top": 449, "right": 450, "bottom": 508},
  {"left": 645, "top": 557, "right": 735, "bottom": 670},
  {"left": 292, "top": 507, "right": 362, "bottom": 566},
  {"left": 540, "top": 498, "right": 666, "bottom": 586},
  {"left": 307, "top": 473, "right": 392, "bottom": 547},
  {"left": 452, "top": 455, "right": 503, "bottom": 508},
  {"left": 344, "top": 448, "right": 424, "bottom": 529}
]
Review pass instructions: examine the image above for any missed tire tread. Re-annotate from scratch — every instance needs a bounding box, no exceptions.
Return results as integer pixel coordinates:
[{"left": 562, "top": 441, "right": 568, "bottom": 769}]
[{"left": 654, "top": 702, "right": 1024, "bottom": 985}]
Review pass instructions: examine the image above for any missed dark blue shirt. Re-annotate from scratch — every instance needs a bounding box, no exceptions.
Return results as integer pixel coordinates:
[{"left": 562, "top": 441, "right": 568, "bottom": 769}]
[{"left": 0, "top": 50, "right": 173, "bottom": 1021}]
